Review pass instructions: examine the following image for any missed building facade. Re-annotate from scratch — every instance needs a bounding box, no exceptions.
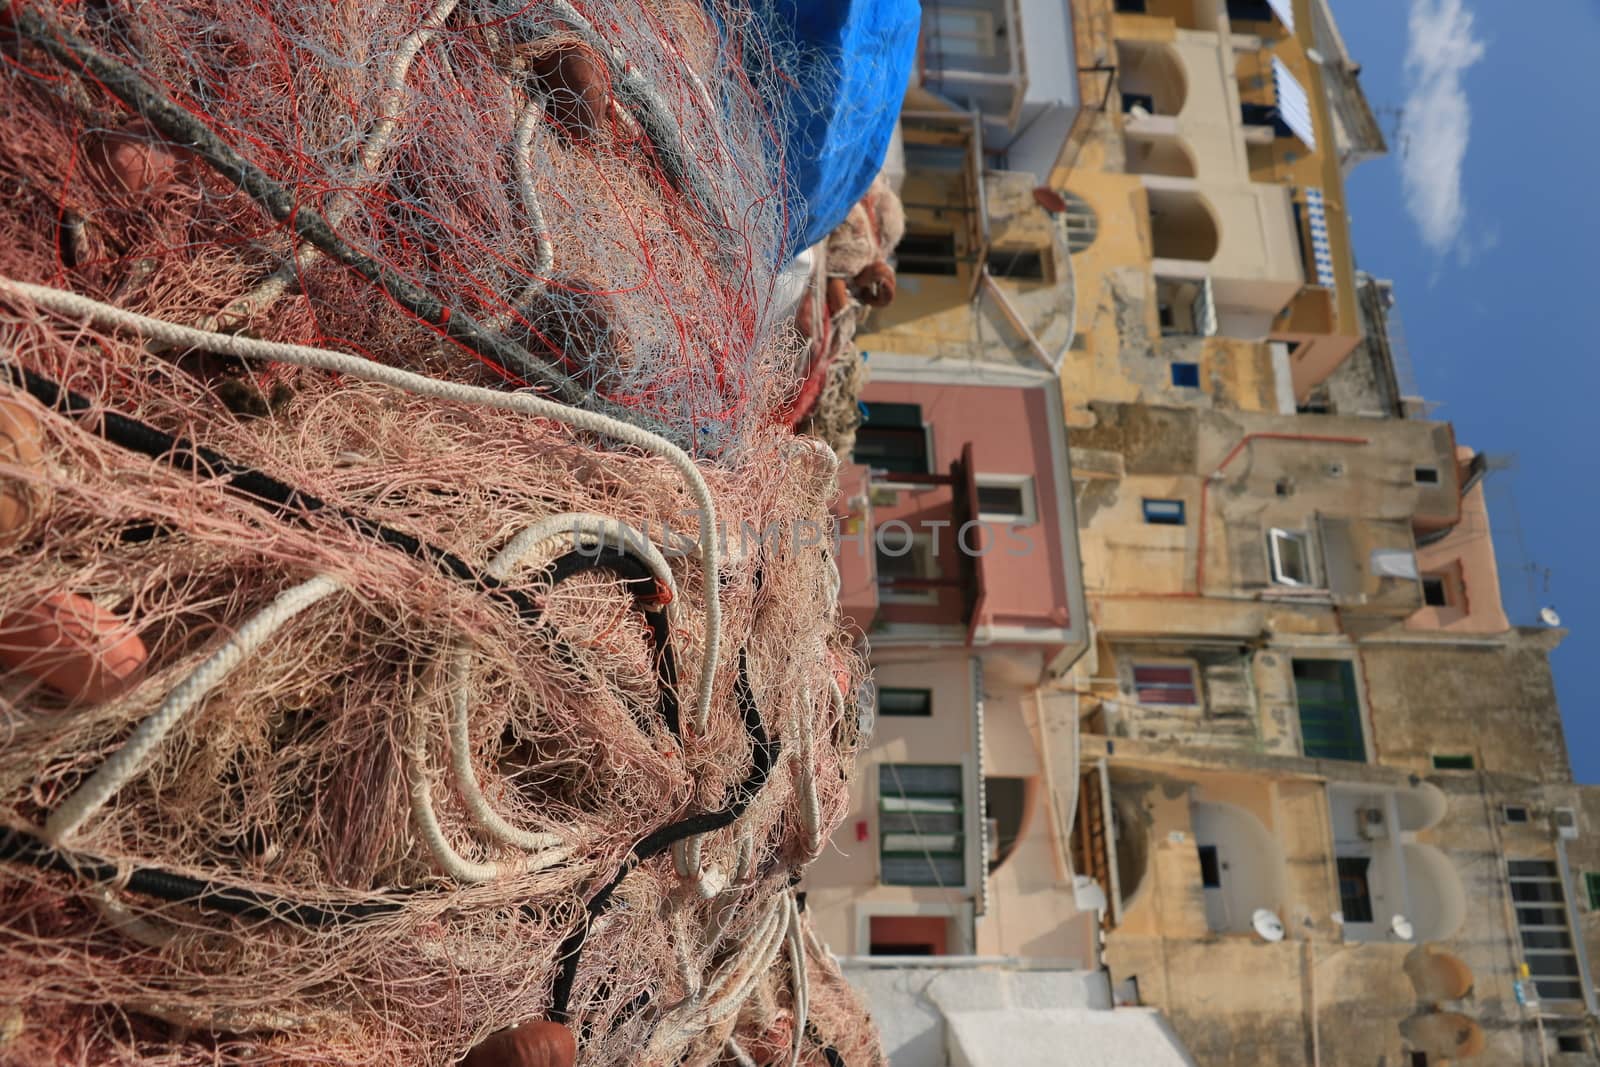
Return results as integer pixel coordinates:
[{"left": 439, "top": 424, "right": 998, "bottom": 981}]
[{"left": 805, "top": 0, "right": 1600, "bottom": 1064}]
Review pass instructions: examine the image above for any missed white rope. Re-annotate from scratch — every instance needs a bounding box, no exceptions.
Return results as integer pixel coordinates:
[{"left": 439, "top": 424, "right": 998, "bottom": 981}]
[
  {"left": 0, "top": 277, "right": 723, "bottom": 736},
  {"left": 723, "top": 1037, "right": 759, "bottom": 1067},
  {"left": 416, "top": 510, "right": 682, "bottom": 879},
  {"left": 442, "top": 650, "right": 565, "bottom": 854},
  {"left": 647, "top": 895, "right": 788, "bottom": 1060},
  {"left": 794, "top": 683, "right": 823, "bottom": 858},
  {"left": 89, "top": 888, "right": 179, "bottom": 950},
  {"left": 440, "top": 513, "right": 675, "bottom": 852},
  {"left": 512, "top": 98, "right": 556, "bottom": 282},
  {"left": 44, "top": 575, "right": 341, "bottom": 844},
  {"left": 786, "top": 891, "right": 808, "bottom": 1067},
  {"left": 406, "top": 729, "right": 574, "bottom": 882},
  {"left": 702, "top": 895, "right": 791, "bottom": 1026}
]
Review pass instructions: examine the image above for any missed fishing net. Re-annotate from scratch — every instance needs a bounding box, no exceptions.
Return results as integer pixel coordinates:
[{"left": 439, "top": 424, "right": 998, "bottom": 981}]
[{"left": 0, "top": 0, "right": 886, "bottom": 1063}]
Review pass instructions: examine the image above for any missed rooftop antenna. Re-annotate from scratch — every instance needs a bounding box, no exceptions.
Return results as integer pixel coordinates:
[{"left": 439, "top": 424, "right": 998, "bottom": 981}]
[{"left": 1373, "top": 104, "right": 1409, "bottom": 157}]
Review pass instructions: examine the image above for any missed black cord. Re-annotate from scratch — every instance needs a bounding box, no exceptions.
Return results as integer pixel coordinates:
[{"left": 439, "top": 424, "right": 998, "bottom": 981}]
[
  {"left": 547, "top": 645, "right": 775, "bottom": 1024},
  {"left": 0, "top": 828, "right": 406, "bottom": 927}
]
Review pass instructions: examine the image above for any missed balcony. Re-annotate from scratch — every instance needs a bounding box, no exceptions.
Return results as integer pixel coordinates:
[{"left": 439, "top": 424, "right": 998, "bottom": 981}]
[
  {"left": 864, "top": 443, "right": 988, "bottom": 643},
  {"left": 917, "top": 0, "right": 1081, "bottom": 183}
]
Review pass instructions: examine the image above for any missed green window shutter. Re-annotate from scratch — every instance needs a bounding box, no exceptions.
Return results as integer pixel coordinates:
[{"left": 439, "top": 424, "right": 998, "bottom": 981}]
[
  {"left": 879, "top": 764, "right": 965, "bottom": 887},
  {"left": 1292, "top": 659, "right": 1365, "bottom": 762}
]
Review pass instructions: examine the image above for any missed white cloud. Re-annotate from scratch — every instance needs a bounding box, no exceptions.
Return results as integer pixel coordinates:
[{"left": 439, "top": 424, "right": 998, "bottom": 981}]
[{"left": 1399, "top": 0, "right": 1486, "bottom": 255}]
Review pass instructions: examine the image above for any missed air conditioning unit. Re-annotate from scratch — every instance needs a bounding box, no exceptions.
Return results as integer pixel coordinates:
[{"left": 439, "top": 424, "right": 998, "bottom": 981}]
[
  {"left": 1358, "top": 807, "right": 1389, "bottom": 840},
  {"left": 1553, "top": 807, "right": 1579, "bottom": 841}
]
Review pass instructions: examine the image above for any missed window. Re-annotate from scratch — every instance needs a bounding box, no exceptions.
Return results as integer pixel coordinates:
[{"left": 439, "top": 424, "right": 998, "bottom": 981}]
[
  {"left": 1197, "top": 844, "right": 1221, "bottom": 888},
  {"left": 1114, "top": 0, "right": 1147, "bottom": 12},
  {"left": 876, "top": 528, "right": 940, "bottom": 604},
  {"left": 1143, "top": 498, "right": 1186, "bottom": 525},
  {"left": 878, "top": 688, "right": 932, "bottom": 717},
  {"left": 1227, "top": 0, "right": 1278, "bottom": 22},
  {"left": 1059, "top": 192, "right": 1100, "bottom": 254},
  {"left": 1504, "top": 805, "right": 1530, "bottom": 824},
  {"left": 1410, "top": 1053, "right": 1429, "bottom": 1067},
  {"left": 895, "top": 231, "right": 958, "bottom": 276},
  {"left": 904, "top": 141, "right": 968, "bottom": 174},
  {"left": 1557, "top": 1034, "right": 1588, "bottom": 1054},
  {"left": 1431, "top": 753, "right": 1475, "bottom": 771},
  {"left": 1122, "top": 91, "right": 1156, "bottom": 115},
  {"left": 852, "top": 403, "right": 930, "bottom": 475},
  {"left": 1422, "top": 575, "right": 1449, "bottom": 607},
  {"left": 986, "top": 248, "right": 1046, "bottom": 281},
  {"left": 1414, "top": 466, "right": 1440, "bottom": 485},
  {"left": 1132, "top": 663, "right": 1199, "bottom": 706},
  {"left": 1336, "top": 855, "right": 1375, "bottom": 923},
  {"left": 1170, "top": 362, "right": 1200, "bottom": 388},
  {"left": 1156, "top": 277, "right": 1217, "bottom": 337},
  {"left": 1293, "top": 659, "right": 1365, "bottom": 762},
  {"left": 1509, "top": 860, "right": 1584, "bottom": 1001},
  {"left": 926, "top": 8, "right": 997, "bottom": 59},
  {"left": 976, "top": 474, "right": 1037, "bottom": 524},
  {"left": 1268, "top": 528, "right": 1316, "bottom": 587},
  {"left": 1586, "top": 871, "right": 1600, "bottom": 910},
  {"left": 879, "top": 764, "right": 965, "bottom": 887},
  {"left": 985, "top": 776, "right": 1029, "bottom": 873}
]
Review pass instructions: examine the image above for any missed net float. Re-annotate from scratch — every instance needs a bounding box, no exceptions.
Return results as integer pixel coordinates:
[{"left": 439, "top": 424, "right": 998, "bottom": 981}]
[
  {"left": 0, "top": 590, "right": 147, "bottom": 705},
  {"left": 460, "top": 1020, "right": 577, "bottom": 1067},
  {"left": 0, "top": 394, "right": 48, "bottom": 550}
]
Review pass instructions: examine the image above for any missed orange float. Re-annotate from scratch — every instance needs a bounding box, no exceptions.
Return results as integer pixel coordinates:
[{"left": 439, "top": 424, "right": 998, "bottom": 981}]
[
  {"left": 0, "top": 591, "right": 147, "bottom": 705},
  {"left": 460, "top": 1020, "right": 577, "bottom": 1067},
  {"left": 0, "top": 394, "right": 47, "bottom": 549}
]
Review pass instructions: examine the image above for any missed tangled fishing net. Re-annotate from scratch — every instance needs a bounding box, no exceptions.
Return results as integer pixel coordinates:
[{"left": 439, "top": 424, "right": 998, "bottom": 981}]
[{"left": 0, "top": 0, "right": 887, "bottom": 1062}]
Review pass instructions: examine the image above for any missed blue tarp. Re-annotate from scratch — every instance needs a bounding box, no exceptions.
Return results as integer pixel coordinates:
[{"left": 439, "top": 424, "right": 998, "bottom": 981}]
[{"left": 761, "top": 0, "right": 920, "bottom": 255}]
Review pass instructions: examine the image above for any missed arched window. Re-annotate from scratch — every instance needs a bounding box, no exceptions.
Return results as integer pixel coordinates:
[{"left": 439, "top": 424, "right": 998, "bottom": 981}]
[
  {"left": 1116, "top": 40, "right": 1189, "bottom": 117},
  {"left": 1059, "top": 191, "right": 1099, "bottom": 254}
]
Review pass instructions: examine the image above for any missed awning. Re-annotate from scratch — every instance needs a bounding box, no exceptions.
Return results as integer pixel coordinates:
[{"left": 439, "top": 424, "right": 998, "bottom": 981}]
[
  {"left": 1271, "top": 55, "right": 1317, "bottom": 150},
  {"left": 1268, "top": 0, "right": 1296, "bottom": 33},
  {"left": 1303, "top": 187, "right": 1337, "bottom": 287}
]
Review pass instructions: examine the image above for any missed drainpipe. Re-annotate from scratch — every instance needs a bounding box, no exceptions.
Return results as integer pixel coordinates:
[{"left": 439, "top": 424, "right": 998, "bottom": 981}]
[
  {"left": 972, "top": 655, "right": 990, "bottom": 922},
  {"left": 1193, "top": 432, "right": 1370, "bottom": 594},
  {"left": 1097, "top": 756, "right": 1122, "bottom": 928}
]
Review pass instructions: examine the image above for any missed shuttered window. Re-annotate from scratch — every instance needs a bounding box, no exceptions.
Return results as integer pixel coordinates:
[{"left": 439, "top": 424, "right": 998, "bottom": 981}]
[
  {"left": 1293, "top": 659, "right": 1365, "bottom": 762},
  {"left": 879, "top": 764, "right": 965, "bottom": 887},
  {"left": 1132, "top": 663, "right": 1198, "bottom": 705},
  {"left": 1509, "top": 860, "right": 1584, "bottom": 1002}
]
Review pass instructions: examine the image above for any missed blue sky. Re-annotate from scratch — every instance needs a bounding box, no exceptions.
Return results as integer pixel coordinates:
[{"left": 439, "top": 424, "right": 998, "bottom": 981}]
[{"left": 1332, "top": 1, "right": 1600, "bottom": 781}]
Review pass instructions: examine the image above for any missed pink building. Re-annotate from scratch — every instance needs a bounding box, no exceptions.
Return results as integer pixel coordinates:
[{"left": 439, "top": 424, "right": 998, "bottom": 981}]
[{"left": 808, "top": 355, "right": 1094, "bottom": 966}]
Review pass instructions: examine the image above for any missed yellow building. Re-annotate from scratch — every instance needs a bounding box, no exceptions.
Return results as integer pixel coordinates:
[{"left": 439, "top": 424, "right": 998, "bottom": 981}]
[{"left": 819, "top": 0, "right": 1600, "bottom": 1063}]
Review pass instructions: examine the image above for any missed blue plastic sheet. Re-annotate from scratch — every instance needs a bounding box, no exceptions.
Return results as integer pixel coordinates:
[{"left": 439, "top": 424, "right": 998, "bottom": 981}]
[{"left": 761, "top": 0, "right": 920, "bottom": 254}]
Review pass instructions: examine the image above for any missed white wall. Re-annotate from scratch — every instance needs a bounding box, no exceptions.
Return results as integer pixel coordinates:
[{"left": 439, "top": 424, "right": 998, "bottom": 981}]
[{"left": 1190, "top": 800, "right": 1287, "bottom": 934}]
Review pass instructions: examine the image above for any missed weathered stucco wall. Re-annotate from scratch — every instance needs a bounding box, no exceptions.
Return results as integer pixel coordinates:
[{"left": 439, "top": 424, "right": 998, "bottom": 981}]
[{"left": 1359, "top": 637, "right": 1569, "bottom": 782}]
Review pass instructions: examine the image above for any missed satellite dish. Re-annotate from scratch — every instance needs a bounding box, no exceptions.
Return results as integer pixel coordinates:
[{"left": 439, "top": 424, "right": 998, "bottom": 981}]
[
  {"left": 1307, "top": 47, "right": 1325, "bottom": 65},
  {"left": 1330, "top": 911, "right": 1345, "bottom": 926},
  {"left": 1032, "top": 186, "right": 1069, "bottom": 215},
  {"left": 1392, "top": 914, "right": 1416, "bottom": 941},
  {"left": 1252, "top": 908, "right": 1286, "bottom": 942},
  {"left": 1540, "top": 606, "right": 1562, "bottom": 627}
]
